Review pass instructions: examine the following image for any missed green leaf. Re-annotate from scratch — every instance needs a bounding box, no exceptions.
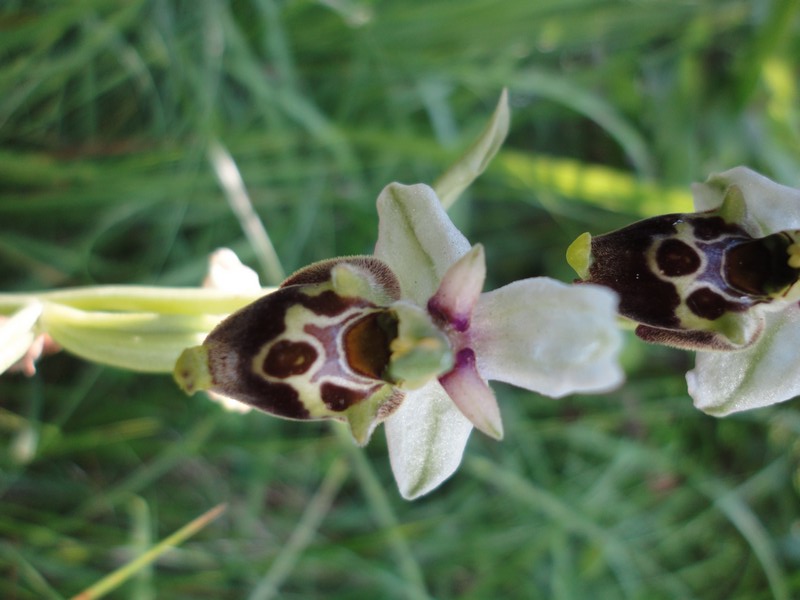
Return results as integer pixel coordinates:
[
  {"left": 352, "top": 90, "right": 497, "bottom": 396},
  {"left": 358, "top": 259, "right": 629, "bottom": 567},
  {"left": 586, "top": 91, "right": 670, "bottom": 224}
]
[{"left": 434, "top": 89, "right": 510, "bottom": 210}]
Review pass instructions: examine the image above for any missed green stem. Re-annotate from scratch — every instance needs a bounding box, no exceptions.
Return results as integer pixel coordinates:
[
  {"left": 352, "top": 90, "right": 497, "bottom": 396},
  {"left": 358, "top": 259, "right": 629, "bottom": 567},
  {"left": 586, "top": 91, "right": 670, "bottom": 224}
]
[
  {"left": 0, "top": 286, "right": 274, "bottom": 316},
  {"left": 248, "top": 458, "right": 349, "bottom": 600},
  {"left": 70, "top": 503, "right": 227, "bottom": 600}
]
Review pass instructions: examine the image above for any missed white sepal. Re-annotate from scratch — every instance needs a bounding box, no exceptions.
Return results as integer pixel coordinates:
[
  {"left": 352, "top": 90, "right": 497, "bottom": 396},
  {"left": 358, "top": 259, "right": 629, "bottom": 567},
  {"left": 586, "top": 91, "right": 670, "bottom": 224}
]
[
  {"left": 384, "top": 380, "right": 473, "bottom": 500},
  {"left": 203, "top": 248, "right": 261, "bottom": 293},
  {"left": 687, "top": 306, "right": 800, "bottom": 415},
  {"left": 471, "top": 279, "right": 623, "bottom": 397},
  {"left": 374, "top": 183, "right": 470, "bottom": 304}
]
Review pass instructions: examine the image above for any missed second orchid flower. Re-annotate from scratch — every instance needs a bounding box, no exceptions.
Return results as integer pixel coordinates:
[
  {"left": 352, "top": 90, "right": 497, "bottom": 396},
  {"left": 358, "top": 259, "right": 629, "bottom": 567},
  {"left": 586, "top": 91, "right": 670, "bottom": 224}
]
[{"left": 568, "top": 167, "right": 800, "bottom": 417}]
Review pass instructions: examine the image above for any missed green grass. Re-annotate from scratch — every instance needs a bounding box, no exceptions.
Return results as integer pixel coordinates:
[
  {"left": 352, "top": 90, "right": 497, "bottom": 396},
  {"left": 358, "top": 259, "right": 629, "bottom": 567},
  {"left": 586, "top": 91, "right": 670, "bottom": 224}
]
[{"left": 2, "top": 1, "right": 800, "bottom": 598}]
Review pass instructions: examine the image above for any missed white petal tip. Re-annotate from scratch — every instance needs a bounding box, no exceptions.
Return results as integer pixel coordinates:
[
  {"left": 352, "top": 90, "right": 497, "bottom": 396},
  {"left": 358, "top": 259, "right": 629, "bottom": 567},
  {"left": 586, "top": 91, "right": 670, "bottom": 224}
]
[
  {"left": 429, "top": 244, "right": 486, "bottom": 326},
  {"left": 204, "top": 248, "right": 261, "bottom": 293}
]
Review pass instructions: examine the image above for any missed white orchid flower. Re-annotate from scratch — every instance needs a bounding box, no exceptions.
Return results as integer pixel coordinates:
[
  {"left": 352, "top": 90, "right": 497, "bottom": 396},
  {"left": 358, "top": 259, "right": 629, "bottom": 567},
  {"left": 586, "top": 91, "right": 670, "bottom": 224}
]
[
  {"left": 174, "top": 90, "right": 623, "bottom": 499},
  {"left": 177, "top": 182, "right": 623, "bottom": 499},
  {"left": 568, "top": 166, "right": 800, "bottom": 416},
  {"left": 1, "top": 89, "right": 624, "bottom": 500}
]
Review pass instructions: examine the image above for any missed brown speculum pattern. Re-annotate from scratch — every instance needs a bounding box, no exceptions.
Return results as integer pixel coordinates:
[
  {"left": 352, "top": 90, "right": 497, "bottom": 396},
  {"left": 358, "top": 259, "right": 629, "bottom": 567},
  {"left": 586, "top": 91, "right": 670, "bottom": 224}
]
[
  {"left": 580, "top": 208, "right": 800, "bottom": 350},
  {"left": 200, "top": 257, "right": 405, "bottom": 422}
]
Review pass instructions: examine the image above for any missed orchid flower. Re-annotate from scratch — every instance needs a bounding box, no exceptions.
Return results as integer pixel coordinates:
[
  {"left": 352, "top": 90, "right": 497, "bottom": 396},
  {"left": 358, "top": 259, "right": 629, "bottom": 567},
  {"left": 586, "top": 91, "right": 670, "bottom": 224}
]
[
  {"left": 177, "top": 182, "right": 623, "bottom": 499},
  {"left": 568, "top": 166, "right": 800, "bottom": 416},
  {"left": 174, "top": 90, "right": 623, "bottom": 499},
  {"left": 2, "top": 90, "right": 623, "bottom": 500},
  {"left": 374, "top": 184, "right": 623, "bottom": 497}
]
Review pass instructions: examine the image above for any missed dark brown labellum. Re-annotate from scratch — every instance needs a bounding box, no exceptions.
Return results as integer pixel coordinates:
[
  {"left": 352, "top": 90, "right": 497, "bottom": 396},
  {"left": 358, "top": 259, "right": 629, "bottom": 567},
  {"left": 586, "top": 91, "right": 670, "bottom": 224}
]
[{"left": 196, "top": 257, "right": 405, "bottom": 426}]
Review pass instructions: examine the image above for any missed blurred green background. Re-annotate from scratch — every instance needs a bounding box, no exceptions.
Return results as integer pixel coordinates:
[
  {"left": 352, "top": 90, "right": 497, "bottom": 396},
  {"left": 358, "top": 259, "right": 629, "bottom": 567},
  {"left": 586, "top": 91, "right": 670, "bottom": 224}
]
[{"left": 2, "top": 1, "right": 800, "bottom": 598}]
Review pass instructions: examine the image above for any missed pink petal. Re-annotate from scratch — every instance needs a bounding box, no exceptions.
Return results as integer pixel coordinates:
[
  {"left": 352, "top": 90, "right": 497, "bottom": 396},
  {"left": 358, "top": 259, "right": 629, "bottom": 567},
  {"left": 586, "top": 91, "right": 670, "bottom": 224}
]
[
  {"left": 438, "top": 348, "right": 503, "bottom": 440},
  {"left": 428, "top": 244, "right": 485, "bottom": 332}
]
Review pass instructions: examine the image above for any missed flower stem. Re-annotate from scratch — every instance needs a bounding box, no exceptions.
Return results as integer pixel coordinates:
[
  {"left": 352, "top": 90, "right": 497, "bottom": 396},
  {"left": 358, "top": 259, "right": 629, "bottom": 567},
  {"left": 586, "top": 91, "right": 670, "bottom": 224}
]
[{"left": 0, "top": 286, "right": 273, "bottom": 316}]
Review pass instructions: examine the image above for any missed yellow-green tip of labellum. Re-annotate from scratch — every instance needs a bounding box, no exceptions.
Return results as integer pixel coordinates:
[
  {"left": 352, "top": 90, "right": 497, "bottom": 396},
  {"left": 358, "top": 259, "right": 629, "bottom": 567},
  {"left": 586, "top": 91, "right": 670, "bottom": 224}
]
[
  {"left": 174, "top": 346, "right": 213, "bottom": 395},
  {"left": 566, "top": 232, "right": 593, "bottom": 280}
]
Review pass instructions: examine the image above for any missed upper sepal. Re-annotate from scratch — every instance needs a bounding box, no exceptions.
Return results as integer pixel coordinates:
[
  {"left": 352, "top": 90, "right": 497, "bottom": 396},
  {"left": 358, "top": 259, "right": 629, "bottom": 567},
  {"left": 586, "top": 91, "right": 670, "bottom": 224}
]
[
  {"left": 692, "top": 167, "right": 800, "bottom": 235},
  {"left": 374, "top": 183, "right": 471, "bottom": 304}
]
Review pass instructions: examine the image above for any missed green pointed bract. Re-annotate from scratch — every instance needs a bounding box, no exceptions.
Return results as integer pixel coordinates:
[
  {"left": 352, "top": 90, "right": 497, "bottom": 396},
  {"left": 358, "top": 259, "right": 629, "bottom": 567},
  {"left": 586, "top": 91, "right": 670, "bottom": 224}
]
[
  {"left": 41, "top": 302, "right": 217, "bottom": 373},
  {"left": 0, "top": 250, "right": 266, "bottom": 379},
  {"left": 344, "top": 384, "right": 397, "bottom": 446},
  {"left": 566, "top": 232, "right": 593, "bottom": 280},
  {"left": 174, "top": 346, "right": 213, "bottom": 395},
  {"left": 434, "top": 89, "right": 510, "bottom": 210}
]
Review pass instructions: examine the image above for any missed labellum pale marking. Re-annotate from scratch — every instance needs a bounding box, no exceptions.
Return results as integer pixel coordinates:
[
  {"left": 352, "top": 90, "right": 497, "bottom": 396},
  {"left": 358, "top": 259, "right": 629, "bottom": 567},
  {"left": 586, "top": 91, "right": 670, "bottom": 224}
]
[
  {"left": 174, "top": 256, "right": 445, "bottom": 445},
  {"left": 569, "top": 186, "right": 800, "bottom": 350}
]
